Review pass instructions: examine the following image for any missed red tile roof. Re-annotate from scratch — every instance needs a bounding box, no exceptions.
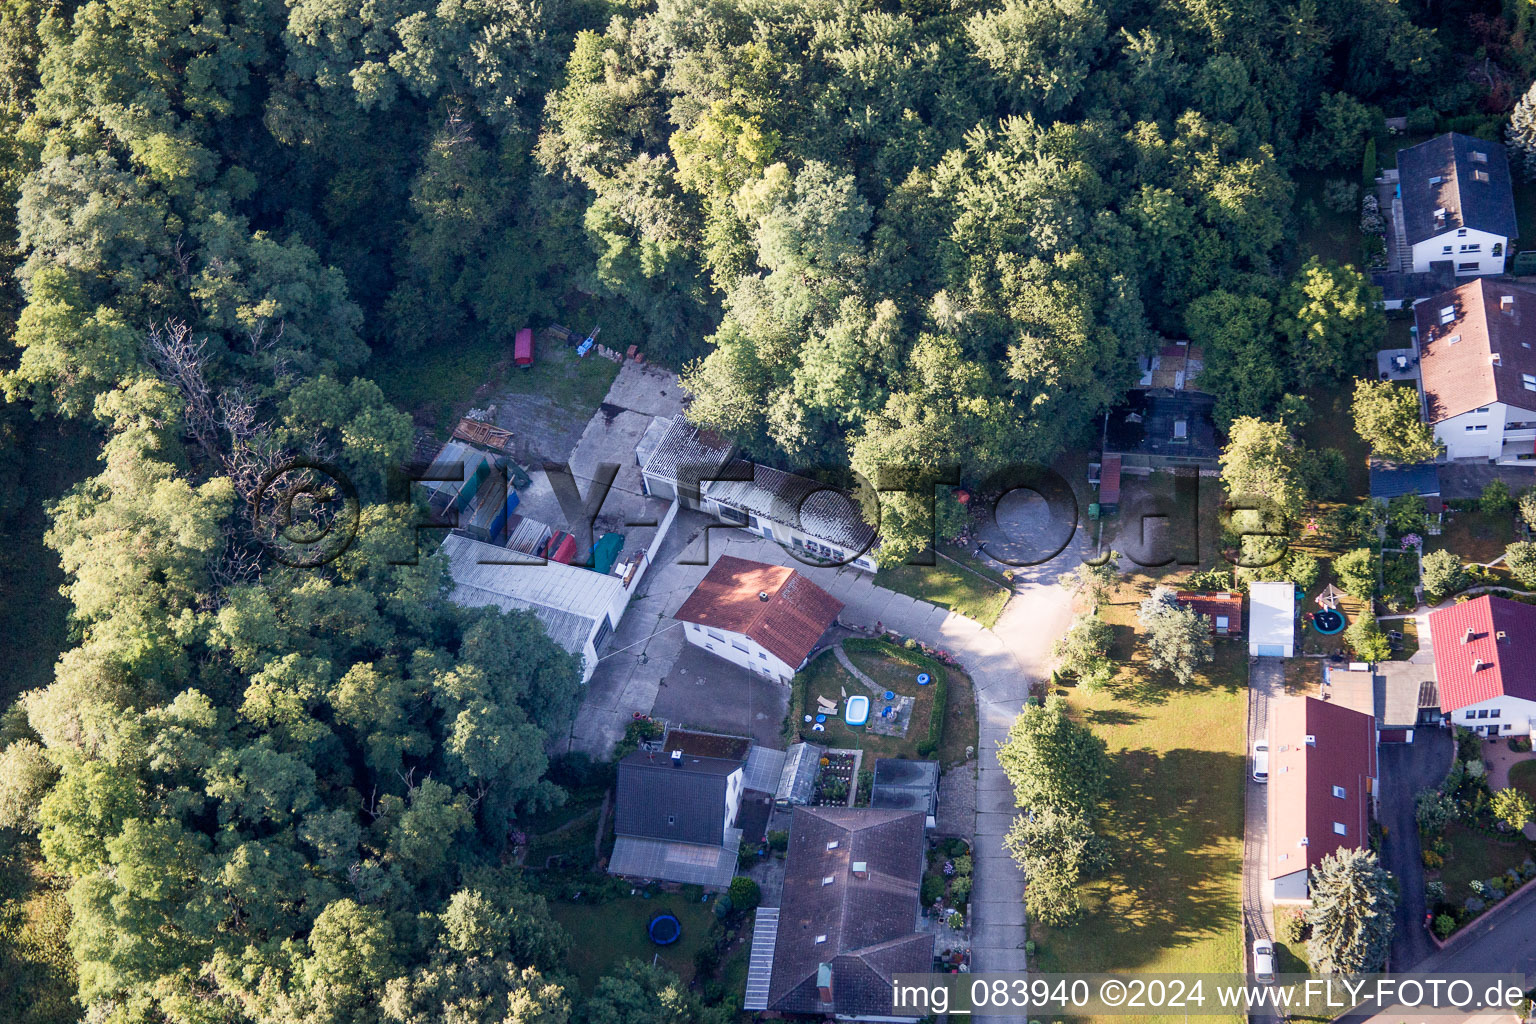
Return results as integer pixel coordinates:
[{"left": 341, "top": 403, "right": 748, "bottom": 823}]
[
  {"left": 1416, "top": 279, "right": 1536, "bottom": 422},
  {"left": 1099, "top": 454, "right": 1121, "bottom": 505},
  {"left": 1176, "top": 592, "right": 1243, "bottom": 634},
  {"left": 1268, "top": 697, "right": 1376, "bottom": 883},
  {"left": 1426, "top": 595, "right": 1536, "bottom": 711},
  {"left": 674, "top": 555, "right": 844, "bottom": 668}
]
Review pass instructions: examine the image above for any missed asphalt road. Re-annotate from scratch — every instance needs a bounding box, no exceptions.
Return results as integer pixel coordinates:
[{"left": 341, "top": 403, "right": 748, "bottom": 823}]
[
  {"left": 1244, "top": 657, "right": 1284, "bottom": 1024},
  {"left": 1376, "top": 729, "right": 1455, "bottom": 971}
]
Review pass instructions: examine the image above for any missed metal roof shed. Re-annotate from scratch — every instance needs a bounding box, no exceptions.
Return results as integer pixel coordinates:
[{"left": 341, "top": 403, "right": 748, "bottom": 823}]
[{"left": 1249, "top": 581, "right": 1295, "bottom": 658}]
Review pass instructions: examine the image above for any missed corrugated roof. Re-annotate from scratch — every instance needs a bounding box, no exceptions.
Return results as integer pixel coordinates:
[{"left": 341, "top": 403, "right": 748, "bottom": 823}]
[
  {"left": 767, "top": 807, "right": 929, "bottom": 1017},
  {"left": 706, "top": 461, "right": 877, "bottom": 554},
  {"left": 615, "top": 750, "right": 742, "bottom": 846},
  {"left": 440, "top": 533, "right": 619, "bottom": 657},
  {"left": 1267, "top": 697, "right": 1377, "bottom": 883},
  {"left": 608, "top": 831, "right": 741, "bottom": 889},
  {"left": 1417, "top": 279, "right": 1536, "bottom": 422},
  {"left": 1426, "top": 594, "right": 1536, "bottom": 711},
  {"left": 674, "top": 555, "right": 844, "bottom": 667},
  {"left": 1397, "top": 133, "right": 1516, "bottom": 246},
  {"left": 640, "top": 416, "right": 734, "bottom": 494}
]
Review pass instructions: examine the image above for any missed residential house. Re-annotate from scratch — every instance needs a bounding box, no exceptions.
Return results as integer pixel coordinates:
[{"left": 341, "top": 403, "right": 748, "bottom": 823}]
[
  {"left": 1249, "top": 582, "right": 1296, "bottom": 658},
  {"left": 607, "top": 748, "right": 746, "bottom": 890},
  {"left": 1325, "top": 661, "right": 1439, "bottom": 743},
  {"left": 1102, "top": 389, "right": 1221, "bottom": 471},
  {"left": 640, "top": 415, "right": 879, "bottom": 572},
  {"left": 1416, "top": 279, "right": 1536, "bottom": 463},
  {"left": 705, "top": 460, "right": 879, "bottom": 573},
  {"left": 637, "top": 415, "right": 735, "bottom": 509},
  {"left": 673, "top": 555, "right": 845, "bottom": 684},
  {"left": 1268, "top": 696, "right": 1378, "bottom": 904},
  {"left": 744, "top": 806, "right": 931, "bottom": 1020},
  {"left": 868, "top": 759, "right": 940, "bottom": 831},
  {"left": 1397, "top": 133, "right": 1516, "bottom": 277},
  {"left": 1426, "top": 594, "right": 1536, "bottom": 739},
  {"left": 1176, "top": 591, "right": 1243, "bottom": 637}
]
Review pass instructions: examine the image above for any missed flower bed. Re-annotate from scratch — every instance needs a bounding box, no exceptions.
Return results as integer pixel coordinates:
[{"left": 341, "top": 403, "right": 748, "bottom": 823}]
[
  {"left": 812, "top": 752, "right": 857, "bottom": 806},
  {"left": 1418, "top": 729, "right": 1536, "bottom": 939}
]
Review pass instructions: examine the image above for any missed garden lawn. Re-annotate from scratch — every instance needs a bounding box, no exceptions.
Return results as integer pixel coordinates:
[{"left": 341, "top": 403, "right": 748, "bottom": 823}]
[
  {"left": 549, "top": 894, "right": 721, "bottom": 992},
  {"left": 1033, "top": 581, "right": 1246, "bottom": 1022},
  {"left": 1291, "top": 172, "right": 1366, "bottom": 272},
  {"left": 789, "top": 643, "right": 977, "bottom": 765},
  {"left": 368, "top": 331, "right": 619, "bottom": 435},
  {"left": 1511, "top": 760, "right": 1536, "bottom": 805},
  {"left": 1433, "top": 822, "right": 1536, "bottom": 905},
  {"left": 844, "top": 641, "right": 978, "bottom": 769},
  {"left": 1427, "top": 507, "right": 1516, "bottom": 564},
  {"left": 876, "top": 549, "right": 1010, "bottom": 628},
  {"left": 523, "top": 801, "right": 603, "bottom": 872}
]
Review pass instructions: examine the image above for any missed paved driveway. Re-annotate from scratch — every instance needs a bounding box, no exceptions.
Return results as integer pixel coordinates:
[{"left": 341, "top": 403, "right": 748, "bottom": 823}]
[{"left": 1376, "top": 728, "right": 1455, "bottom": 970}]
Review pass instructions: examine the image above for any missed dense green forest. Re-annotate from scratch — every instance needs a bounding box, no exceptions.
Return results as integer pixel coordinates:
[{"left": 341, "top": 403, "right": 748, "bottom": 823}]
[{"left": 0, "top": 0, "right": 1531, "bottom": 1020}]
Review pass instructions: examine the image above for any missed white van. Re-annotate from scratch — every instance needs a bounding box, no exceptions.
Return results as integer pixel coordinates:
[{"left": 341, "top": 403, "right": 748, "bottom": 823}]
[{"left": 1252, "top": 740, "right": 1270, "bottom": 783}]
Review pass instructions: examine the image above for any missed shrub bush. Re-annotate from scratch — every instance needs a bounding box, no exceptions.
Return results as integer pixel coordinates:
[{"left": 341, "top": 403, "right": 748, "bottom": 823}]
[
  {"left": 1433, "top": 914, "right": 1456, "bottom": 939},
  {"left": 947, "top": 910, "right": 964, "bottom": 929},
  {"left": 949, "top": 875, "right": 971, "bottom": 903},
  {"left": 767, "top": 830, "right": 788, "bottom": 852},
  {"left": 1423, "top": 850, "right": 1444, "bottom": 869},
  {"left": 728, "top": 877, "right": 761, "bottom": 913},
  {"left": 921, "top": 873, "right": 946, "bottom": 906},
  {"left": 1277, "top": 906, "right": 1306, "bottom": 943}
]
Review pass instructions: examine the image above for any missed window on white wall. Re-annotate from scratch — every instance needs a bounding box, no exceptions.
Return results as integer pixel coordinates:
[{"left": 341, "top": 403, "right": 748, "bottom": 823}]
[{"left": 1525, "top": 374, "right": 1536, "bottom": 391}]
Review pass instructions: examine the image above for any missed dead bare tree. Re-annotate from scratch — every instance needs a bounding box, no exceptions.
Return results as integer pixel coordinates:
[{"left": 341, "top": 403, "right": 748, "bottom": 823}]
[{"left": 144, "top": 319, "right": 220, "bottom": 457}]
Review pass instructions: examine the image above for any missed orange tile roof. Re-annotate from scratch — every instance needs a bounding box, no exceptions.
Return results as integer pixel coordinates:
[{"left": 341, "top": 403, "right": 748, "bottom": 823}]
[
  {"left": 674, "top": 555, "right": 844, "bottom": 667},
  {"left": 1417, "top": 279, "right": 1536, "bottom": 421},
  {"left": 1176, "top": 591, "right": 1243, "bottom": 634}
]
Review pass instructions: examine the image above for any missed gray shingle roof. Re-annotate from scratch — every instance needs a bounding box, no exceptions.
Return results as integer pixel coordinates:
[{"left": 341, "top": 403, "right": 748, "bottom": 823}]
[
  {"left": 767, "top": 807, "right": 929, "bottom": 1017},
  {"left": 1397, "top": 133, "right": 1517, "bottom": 246},
  {"left": 639, "top": 416, "right": 734, "bottom": 496},
  {"left": 614, "top": 751, "right": 742, "bottom": 846},
  {"left": 706, "top": 461, "right": 877, "bottom": 553}
]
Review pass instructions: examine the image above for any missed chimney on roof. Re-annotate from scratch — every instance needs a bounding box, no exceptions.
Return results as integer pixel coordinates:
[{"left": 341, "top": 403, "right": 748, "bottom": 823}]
[
  {"left": 851, "top": 861, "right": 868, "bottom": 880},
  {"left": 758, "top": 591, "right": 769, "bottom": 601},
  {"left": 817, "top": 964, "right": 833, "bottom": 1004},
  {"left": 1498, "top": 631, "right": 1508, "bottom": 640},
  {"left": 1473, "top": 658, "right": 1486, "bottom": 672},
  {"left": 1503, "top": 294, "right": 1515, "bottom": 311},
  {"left": 1463, "top": 627, "right": 1475, "bottom": 644},
  {"left": 670, "top": 749, "right": 682, "bottom": 766}
]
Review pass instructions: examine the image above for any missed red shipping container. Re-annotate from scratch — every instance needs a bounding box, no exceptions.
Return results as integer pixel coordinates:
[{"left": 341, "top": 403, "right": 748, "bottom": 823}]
[{"left": 514, "top": 327, "right": 534, "bottom": 367}]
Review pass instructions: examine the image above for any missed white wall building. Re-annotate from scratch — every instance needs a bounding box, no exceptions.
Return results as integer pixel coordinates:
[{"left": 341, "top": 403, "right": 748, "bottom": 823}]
[
  {"left": 1398, "top": 133, "right": 1517, "bottom": 277},
  {"left": 1248, "top": 581, "right": 1296, "bottom": 658},
  {"left": 1427, "top": 594, "right": 1536, "bottom": 739},
  {"left": 1416, "top": 279, "right": 1536, "bottom": 464},
  {"left": 673, "top": 555, "right": 845, "bottom": 684}
]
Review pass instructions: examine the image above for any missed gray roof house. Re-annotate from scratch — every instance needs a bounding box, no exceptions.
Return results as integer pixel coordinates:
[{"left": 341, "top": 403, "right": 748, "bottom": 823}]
[
  {"left": 607, "top": 749, "right": 745, "bottom": 889},
  {"left": 745, "top": 806, "right": 931, "bottom": 1020},
  {"left": 1396, "top": 133, "right": 1517, "bottom": 277}
]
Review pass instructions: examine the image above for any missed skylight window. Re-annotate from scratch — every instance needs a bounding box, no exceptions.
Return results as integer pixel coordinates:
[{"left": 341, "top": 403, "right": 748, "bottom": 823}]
[
  {"left": 1523, "top": 374, "right": 1536, "bottom": 392},
  {"left": 1471, "top": 150, "right": 1489, "bottom": 163},
  {"left": 1441, "top": 306, "right": 1456, "bottom": 324},
  {"left": 1333, "top": 822, "right": 1348, "bottom": 836},
  {"left": 1332, "top": 785, "right": 1346, "bottom": 799},
  {"left": 1474, "top": 169, "right": 1490, "bottom": 183}
]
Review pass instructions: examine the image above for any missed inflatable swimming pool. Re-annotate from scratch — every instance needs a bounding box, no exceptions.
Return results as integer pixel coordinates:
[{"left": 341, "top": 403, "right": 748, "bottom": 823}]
[{"left": 845, "top": 695, "right": 869, "bottom": 726}]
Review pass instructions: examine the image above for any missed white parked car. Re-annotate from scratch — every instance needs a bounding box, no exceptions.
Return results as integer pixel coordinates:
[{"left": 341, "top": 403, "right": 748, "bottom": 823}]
[
  {"left": 1252, "top": 938, "right": 1276, "bottom": 984},
  {"left": 1252, "top": 740, "right": 1269, "bottom": 783}
]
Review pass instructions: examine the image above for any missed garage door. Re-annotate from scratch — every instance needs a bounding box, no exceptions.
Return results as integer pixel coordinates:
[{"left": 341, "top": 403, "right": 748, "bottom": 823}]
[
  {"left": 1256, "top": 644, "right": 1285, "bottom": 657},
  {"left": 1379, "top": 729, "right": 1407, "bottom": 743}
]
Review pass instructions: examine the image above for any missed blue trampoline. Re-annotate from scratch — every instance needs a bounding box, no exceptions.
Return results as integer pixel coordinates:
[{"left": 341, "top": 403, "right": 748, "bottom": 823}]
[
  {"left": 648, "top": 913, "right": 681, "bottom": 945},
  {"left": 1312, "top": 609, "right": 1346, "bottom": 635}
]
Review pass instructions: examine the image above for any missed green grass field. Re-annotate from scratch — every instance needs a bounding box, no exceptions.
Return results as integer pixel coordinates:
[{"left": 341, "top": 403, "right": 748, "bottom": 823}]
[
  {"left": 1427, "top": 507, "right": 1516, "bottom": 565},
  {"left": 1511, "top": 759, "right": 1536, "bottom": 805},
  {"left": 877, "top": 548, "right": 1011, "bottom": 628},
  {"left": 549, "top": 894, "right": 721, "bottom": 992},
  {"left": 1031, "top": 579, "right": 1246, "bottom": 1023},
  {"left": 367, "top": 331, "right": 619, "bottom": 435}
]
